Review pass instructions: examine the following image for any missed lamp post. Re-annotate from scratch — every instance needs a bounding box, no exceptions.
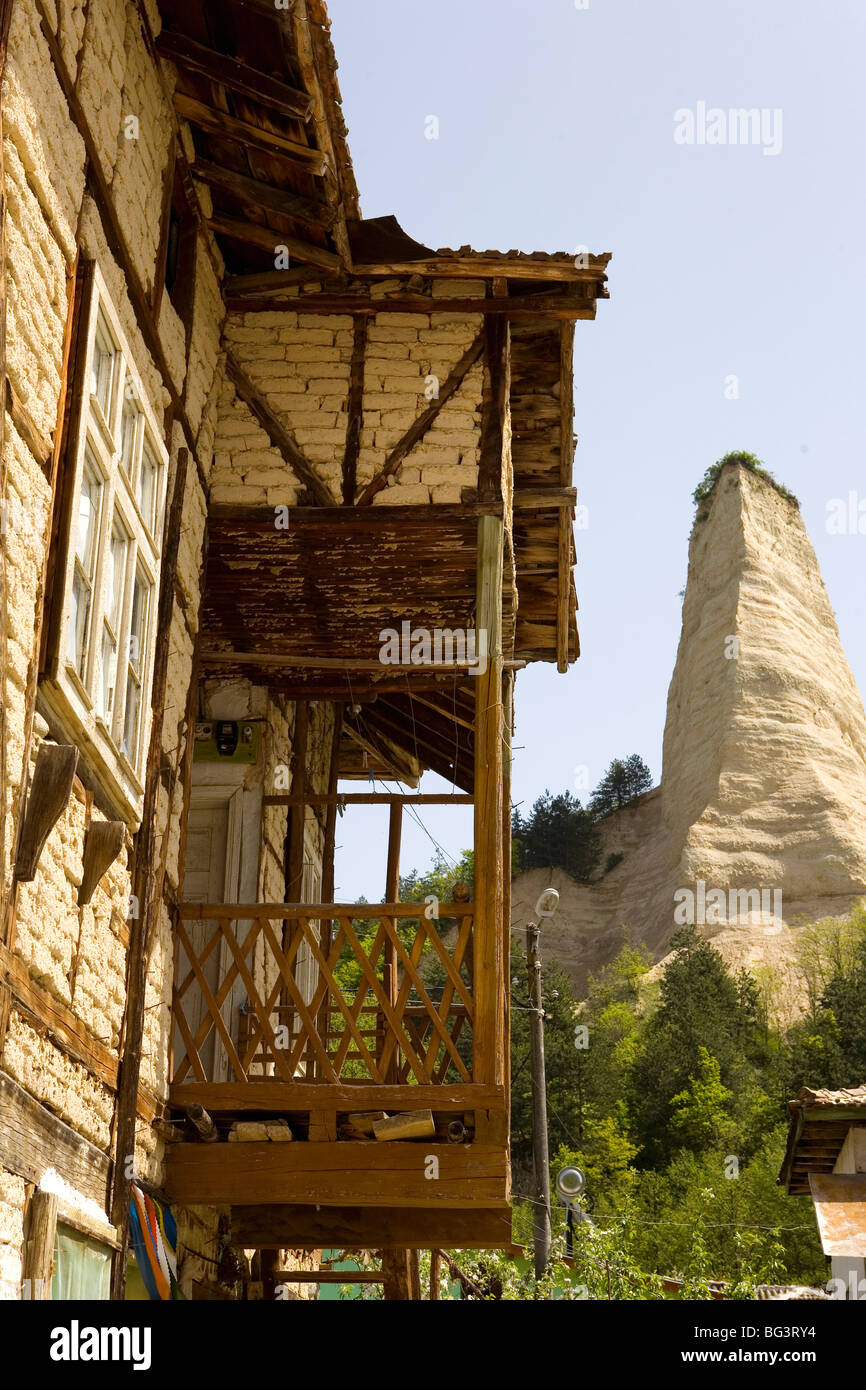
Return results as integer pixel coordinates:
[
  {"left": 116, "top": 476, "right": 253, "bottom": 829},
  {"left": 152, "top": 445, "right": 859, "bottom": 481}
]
[{"left": 526, "top": 887, "right": 559, "bottom": 1280}]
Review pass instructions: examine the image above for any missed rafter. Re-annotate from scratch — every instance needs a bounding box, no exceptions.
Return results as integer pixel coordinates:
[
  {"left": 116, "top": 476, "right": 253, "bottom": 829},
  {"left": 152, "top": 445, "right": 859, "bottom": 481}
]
[
  {"left": 191, "top": 159, "right": 334, "bottom": 230},
  {"left": 156, "top": 30, "right": 313, "bottom": 121},
  {"left": 208, "top": 212, "right": 341, "bottom": 273},
  {"left": 173, "top": 93, "right": 327, "bottom": 174}
]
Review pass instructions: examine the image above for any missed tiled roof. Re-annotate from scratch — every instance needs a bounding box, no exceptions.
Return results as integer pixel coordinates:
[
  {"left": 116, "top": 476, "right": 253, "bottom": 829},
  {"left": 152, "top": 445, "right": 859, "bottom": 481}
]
[{"left": 788, "top": 1085, "right": 866, "bottom": 1111}]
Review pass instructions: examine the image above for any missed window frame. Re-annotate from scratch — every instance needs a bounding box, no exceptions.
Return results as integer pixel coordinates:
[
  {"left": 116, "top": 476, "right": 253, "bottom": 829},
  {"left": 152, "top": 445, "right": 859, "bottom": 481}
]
[{"left": 40, "top": 263, "right": 169, "bottom": 824}]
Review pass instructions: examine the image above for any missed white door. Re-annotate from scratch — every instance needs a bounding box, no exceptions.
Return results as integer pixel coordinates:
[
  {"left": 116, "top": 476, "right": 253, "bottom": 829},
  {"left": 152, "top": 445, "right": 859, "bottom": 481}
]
[{"left": 176, "top": 792, "right": 242, "bottom": 1082}]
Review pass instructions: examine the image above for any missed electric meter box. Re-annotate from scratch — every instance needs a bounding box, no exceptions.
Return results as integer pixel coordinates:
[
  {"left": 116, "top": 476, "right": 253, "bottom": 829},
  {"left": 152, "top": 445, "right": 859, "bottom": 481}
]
[{"left": 193, "top": 719, "right": 260, "bottom": 764}]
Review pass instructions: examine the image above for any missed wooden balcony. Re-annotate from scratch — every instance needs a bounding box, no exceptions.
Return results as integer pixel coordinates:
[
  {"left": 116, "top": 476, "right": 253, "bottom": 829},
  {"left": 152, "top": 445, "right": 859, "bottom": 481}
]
[{"left": 165, "top": 899, "right": 511, "bottom": 1245}]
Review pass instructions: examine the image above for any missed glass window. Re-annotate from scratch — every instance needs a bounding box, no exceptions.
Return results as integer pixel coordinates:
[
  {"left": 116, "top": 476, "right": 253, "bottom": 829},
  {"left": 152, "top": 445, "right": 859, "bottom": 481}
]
[
  {"left": 96, "top": 519, "right": 128, "bottom": 722},
  {"left": 122, "top": 570, "right": 149, "bottom": 764},
  {"left": 67, "top": 461, "right": 102, "bottom": 679},
  {"left": 90, "top": 315, "right": 116, "bottom": 418},
  {"left": 138, "top": 441, "right": 158, "bottom": 532},
  {"left": 120, "top": 391, "right": 140, "bottom": 477},
  {"left": 51, "top": 1225, "right": 111, "bottom": 1301}
]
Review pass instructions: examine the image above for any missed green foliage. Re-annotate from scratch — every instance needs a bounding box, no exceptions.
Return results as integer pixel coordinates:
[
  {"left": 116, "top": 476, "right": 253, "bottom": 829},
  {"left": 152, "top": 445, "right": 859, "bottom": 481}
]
[
  {"left": 511, "top": 790, "right": 600, "bottom": 880},
  {"left": 589, "top": 754, "right": 653, "bottom": 818},
  {"left": 692, "top": 451, "right": 799, "bottom": 511}
]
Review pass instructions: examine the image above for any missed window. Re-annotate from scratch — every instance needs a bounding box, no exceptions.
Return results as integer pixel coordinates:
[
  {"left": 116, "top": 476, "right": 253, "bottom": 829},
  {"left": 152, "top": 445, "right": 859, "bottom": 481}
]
[
  {"left": 41, "top": 265, "right": 169, "bottom": 823},
  {"left": 51, "top": 1225, "right": 112, "bottom": 1301}
]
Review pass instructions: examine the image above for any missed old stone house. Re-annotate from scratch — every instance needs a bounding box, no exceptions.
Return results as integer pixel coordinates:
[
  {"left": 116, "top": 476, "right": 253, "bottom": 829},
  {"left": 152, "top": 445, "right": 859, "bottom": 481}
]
[{"left": 0, "top": 0, "right": 608, "bottom": 1299}]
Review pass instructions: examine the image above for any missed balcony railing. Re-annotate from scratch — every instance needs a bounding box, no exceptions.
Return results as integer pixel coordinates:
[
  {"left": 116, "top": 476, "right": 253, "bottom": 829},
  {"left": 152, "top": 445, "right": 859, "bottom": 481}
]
[{"left": 172, "top": 902, "right": 475, "bottom": 1088}]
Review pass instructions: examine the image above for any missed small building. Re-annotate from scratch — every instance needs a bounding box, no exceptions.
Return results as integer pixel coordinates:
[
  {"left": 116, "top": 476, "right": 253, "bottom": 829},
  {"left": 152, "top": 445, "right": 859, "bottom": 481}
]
[
  {"left": 0, "top": 0, "right": 609, "bottom": 1298},
  {"left": 779, "top": 1085, "right": 866, "bottom": 1299}
]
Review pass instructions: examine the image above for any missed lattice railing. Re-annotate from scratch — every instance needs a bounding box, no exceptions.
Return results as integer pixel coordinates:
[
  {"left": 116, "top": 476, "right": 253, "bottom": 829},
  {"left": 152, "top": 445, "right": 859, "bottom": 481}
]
[{"left": 172, "top": 903, "right": 474, "bottom": 1086}]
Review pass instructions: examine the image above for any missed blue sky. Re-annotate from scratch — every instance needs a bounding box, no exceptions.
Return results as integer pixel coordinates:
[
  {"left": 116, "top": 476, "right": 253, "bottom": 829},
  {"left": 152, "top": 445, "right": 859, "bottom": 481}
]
[{"left": 328, "top": 0, "right": 866, "bottom": 901}]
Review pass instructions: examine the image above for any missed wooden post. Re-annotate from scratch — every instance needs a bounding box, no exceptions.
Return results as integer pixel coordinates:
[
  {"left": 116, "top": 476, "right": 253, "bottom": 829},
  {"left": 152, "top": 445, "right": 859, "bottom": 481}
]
[
  {"left": 383, "top": 798, "right": 401, "bottom": 1083},
  {"left": 382, "top": 1248, "right": 421, "bottom": 1301},
  {"left": 0, "top": 0, "right": 15, "bottom": 957},
  {"left": 430, "top": 1249, "right": 442, "bottom": 1301},
  {"left": 502, "top": 668, "right": 514, "bottom": 1137},
  {"left": 22, "top": 1189, "right": 58, "bottom": 1301},
  {"left": 316, "top": 702, "right": 343, "bottom": 1061},
  {"left": 109, "top": 449, "right": 189, "bottom": 1300},
  {"left": 473, "top": 513, "right": 505, "bottom": 1087}
]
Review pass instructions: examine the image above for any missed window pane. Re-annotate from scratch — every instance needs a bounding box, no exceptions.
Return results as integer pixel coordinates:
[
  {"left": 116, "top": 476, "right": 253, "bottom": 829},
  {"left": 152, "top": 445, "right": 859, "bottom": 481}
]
[
  {"left": 138, "top": 443, "right": 157, "bottom": 530},
  {"left": 90, "top": 316, "right": 115, "bottom": 416},
  {"left": 67, "top": 569, "right": 91, "bottom": 676},
  {"left": 51, "top": 1226, "right": 111, "bottom": 1301},
  {"left": 120, "top": 392, "right": 140, "bottom": 476},
  {"left": 105, "top": 521, "right": 128, "bottom": 631},
  {"left": 128, "top": 573, "right": 148, "bottom": 675},
  {"left": 122, "top": 676, "right": 140, "bottom": 762},
  {"left": 76, "top": 466, "right": 101, "bottom": 573},
  {"left": 99, "top": 626, "right": 117, "bottom": 719}
]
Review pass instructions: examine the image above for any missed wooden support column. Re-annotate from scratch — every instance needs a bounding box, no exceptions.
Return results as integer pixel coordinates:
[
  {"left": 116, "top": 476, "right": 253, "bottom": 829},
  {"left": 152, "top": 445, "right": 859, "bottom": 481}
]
[
  {"left": 383, "top": 800, "right": 402, "bottom": 1084},
  {"left": 22, "top": 1189, "right": 58, "bottom": 1300},
  {"left": 284, "top": 701, "right": 309, "bottom": 905},
  {"left": 473, "top": 513, "right": 505, "bottom": 1088},
  {"left": 109, "top": 449, "right": 189, "bottom": 1301},
  {"left": 501, "top": 667, "right": 514, "bottom": 1131},
  {"left": 316, "top": 703, "right": 343, "bottom": 1053},
  {"left": 382, "top": 1248, "right": 421, "bottom": 1302}
]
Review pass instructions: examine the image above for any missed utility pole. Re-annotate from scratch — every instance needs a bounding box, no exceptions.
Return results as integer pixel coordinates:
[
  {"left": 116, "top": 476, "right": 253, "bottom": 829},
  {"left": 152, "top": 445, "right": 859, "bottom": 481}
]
[{"left": 526, "top": 920, "right": 551, "bottom": 1279}]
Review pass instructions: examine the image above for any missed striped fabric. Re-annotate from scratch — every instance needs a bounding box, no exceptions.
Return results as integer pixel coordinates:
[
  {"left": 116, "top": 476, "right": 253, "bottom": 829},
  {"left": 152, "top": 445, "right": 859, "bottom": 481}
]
[{"left": 129, "top": 1185, "right": 184, "bottom": 1300}]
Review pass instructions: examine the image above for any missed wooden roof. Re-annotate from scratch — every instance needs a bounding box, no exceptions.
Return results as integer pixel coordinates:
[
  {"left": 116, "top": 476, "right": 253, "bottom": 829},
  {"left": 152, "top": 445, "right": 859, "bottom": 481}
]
[
  {"left": 158, "top": 0, "right": 610, "bottom": 782},
  {"left": 779, "top": 1086, "right": 866, "bottom": 1195}
]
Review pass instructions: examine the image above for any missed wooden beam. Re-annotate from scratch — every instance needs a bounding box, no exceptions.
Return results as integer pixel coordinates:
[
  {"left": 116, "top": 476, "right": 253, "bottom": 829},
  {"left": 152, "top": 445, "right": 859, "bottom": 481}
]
[
  {"left": 4, "top": 376, "right": 52, "bottom": 472},
  {"left": 177, "top": 903, "right": 476, "bottom": 922},
  {"left": 207, "top": 212, "right": 341, "bottom": 274},
  {"left": 228, "top": 291, "right": 599, "bottom": 319},
  {"left": 22, "top": 1189, "right": 58, "bottom": 1300},
  {"left": 225, "top": 352, "right": 336, "bottom": 507},
  {"left": 78, "top": 820, "right": 126, "bottom": 906},
  {"left": 510, "top": 487, "right": 577, "bottom": 510},
  {"left": 291, "top": 0, "right": 353, "bottom": 267},
  {"left": 32, "top": 4, "right": 206, "bottom": 479},
  {"left": 155, "top": 31, "right": 313, "bottom": 122},
  {"left": 170, "top": 1081, "right": 503, "bottom": 1111},
  {"left": 0, "top": 0, "right": 13, "bottom": 953},
  {"left": 191, "top": 159, "right": 334, "bottom": 230},
  {"left": 164, "top": 1141, "right": 509, "bottom": 1208},
  {"left": 262, "top": 793, "right": 473, "bottom": 806},
  {"left": 350, "top": 254, "right": 610, "bottom": 283},
  {"left": 13, "top": 744, "right": 78, "bottom": 882},
  {"left": 342, "top": 317, "right": 367, "bottom": 503},
  {"left": 230, "top": 1203, "right": 512, "bottom": 1250},
  {"left": 0, "top": 1070, "right": 111, "bottom": 1213},
  {"left": 110, "top": 450, "right": 190, "bottom": 1300},
  {"left": 173, "top": 93, "right": 327, "bottom": 174},
  {"left": 557, "top": 322, "right": 576, "bottom": 673},
  {"left": 477, "top": 318, "right": 509, "bottom": 505},
  {"left": 473, "top": 515, "right": 505, "bottom": 1087},
  {"left": 356, "top": 330, "right": 485, "bottom": 504}
]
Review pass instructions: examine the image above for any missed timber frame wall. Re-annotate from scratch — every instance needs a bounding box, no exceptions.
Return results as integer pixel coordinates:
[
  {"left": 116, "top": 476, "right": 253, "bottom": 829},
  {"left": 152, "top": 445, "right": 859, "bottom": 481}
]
[{"left": 0, "top": 0, "right": 605, "bottom": 1300}]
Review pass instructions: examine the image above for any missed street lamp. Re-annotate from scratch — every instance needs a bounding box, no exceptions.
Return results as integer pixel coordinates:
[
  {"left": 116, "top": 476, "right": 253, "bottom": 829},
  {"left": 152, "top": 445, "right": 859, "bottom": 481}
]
[{"left": 555, "top": 1166, "right": 589, "bottom": 1258}]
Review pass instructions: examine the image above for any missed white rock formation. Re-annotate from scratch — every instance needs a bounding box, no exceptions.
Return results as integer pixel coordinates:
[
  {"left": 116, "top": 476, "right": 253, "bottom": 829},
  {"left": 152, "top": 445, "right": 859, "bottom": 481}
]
[{"left": 513, "top": 463, "right": 866, "bottom": 1010}]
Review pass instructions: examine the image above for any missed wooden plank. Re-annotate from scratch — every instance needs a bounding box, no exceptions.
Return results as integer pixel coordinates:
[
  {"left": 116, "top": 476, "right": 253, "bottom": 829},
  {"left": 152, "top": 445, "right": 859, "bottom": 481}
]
[
  {"left": 342, "top": 316, "right": 367, "bottom": 504},
  {"left": 280, "top": 1269, "right": 384, "bottom": 1284},
  {"left": 557, "top": 322, "right": 576, "bottom": 673},
  {"left": 169, "top": 1081, "right": 504, "bottom": 1112},
  {"left": 229, "top": 1203, "right": 512, "bottom": 1250},
  {"left": 13, "top": 744, "right": 78, "bottom": 881},
  {"left": 4, "top": 376, "right": 52, "bottom": 471},
  {"left": 22, "top": 1189, "right": 58, "bottom": 1299},
  {"left": 207, "top": 212, "right": 341, "bottom": 273},
  {"left": 473, "top": 515, "right": 505, "bottom": 1087},
  {"left": 512, "top": 487, "right": 577, "bottom": 510},
  {"left": 226, "top": 290, "right": 597, "bottom": 318},
  {"left": 110, "top": 450, "right": 190, "bottom": 1298},
  {"left": 291, "top": 0, "right": 352, "bottom": 267},
  {"left": 0, "top": 1070, "right": 111, "bottom": 1212},
  {"left": 156, "top": 30, "right": 312, "bottom": 121},
  {"left": 263, "top": 793, "right": 473, "bottom": 806},
  {"left": 225, "top": 352, "right": 336, "bottom": 507},
  {"left": 356, "top": 330, "right": 485, "bottom": 504},
  {"left": 477, "top": 319, "right": 509, "bottom": 504},
  {"left": 178, "top": 901, "right": 475, "bottom": 920},
  {"left": 350, "top": 255, "right": 609, "bottom": 282},
  {"left": 165, "top": 1141, "right": 509, "bottom": 1208},
  {"left": 191, "top": 159, "right": 333, "bottom": 229},
  {"left": 173, "top": 93, "right": 326, "bottom": 174}
]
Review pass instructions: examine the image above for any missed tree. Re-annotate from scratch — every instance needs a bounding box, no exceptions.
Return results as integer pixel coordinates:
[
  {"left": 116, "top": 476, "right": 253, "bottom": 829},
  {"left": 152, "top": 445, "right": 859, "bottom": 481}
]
[
  {"left": 511, "top": 790, "right": 600, "bottom": 880},
  {"left": 589, "top": 754, "right": 653, "bottom": 818}
]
